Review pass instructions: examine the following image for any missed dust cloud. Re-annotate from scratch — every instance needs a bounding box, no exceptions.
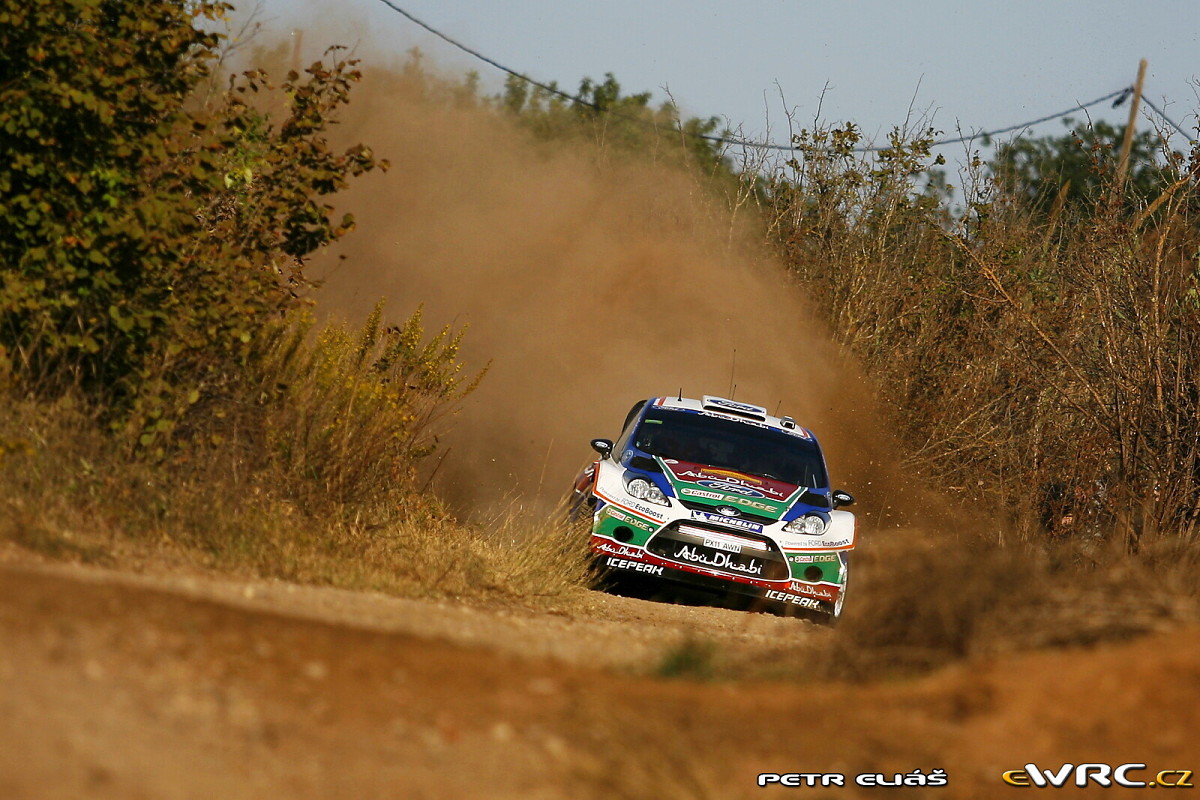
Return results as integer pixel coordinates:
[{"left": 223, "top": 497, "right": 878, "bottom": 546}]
[{"left": 314, "top": 64, "right": 904, "bottom": 518}]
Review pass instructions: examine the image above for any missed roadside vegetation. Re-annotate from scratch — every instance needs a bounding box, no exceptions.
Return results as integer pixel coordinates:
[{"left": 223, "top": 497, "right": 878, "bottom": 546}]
[
  {"left": 385, "top": 53, "right": 1200, "bottom": 668},
  {"left": 753, "top": 111, "right": 1200, "bottom": 673},
  {"left": 3, "top": 0, "right": 1198, "bottom": 664},
  {"left": 0, "top": 0, "right": 584, "bottom": 602}
]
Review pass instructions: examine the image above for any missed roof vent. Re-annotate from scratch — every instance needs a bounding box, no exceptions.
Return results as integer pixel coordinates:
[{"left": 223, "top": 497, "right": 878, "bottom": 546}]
[{"left": 779, "top": 416, "right": 797, "bottom": 429}]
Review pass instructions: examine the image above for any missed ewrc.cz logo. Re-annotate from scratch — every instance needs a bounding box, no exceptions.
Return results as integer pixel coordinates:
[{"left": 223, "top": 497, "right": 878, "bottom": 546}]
[{"left": 1002, "top": 764, "right": 1194, "bottom": 788}]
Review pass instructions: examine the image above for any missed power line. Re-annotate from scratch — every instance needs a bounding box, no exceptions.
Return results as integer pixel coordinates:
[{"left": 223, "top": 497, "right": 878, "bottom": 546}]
[
  {"left": 371, "top": 1, "right": 1190, "bottom": 154},
  {"left": 1137, "top": 95, "right": 1194, "bottom": 140},
  {"left": 371, "top": 0, "right": 606, "bottom": 113},
  {"left": 707, "top": 88, "right": 1132, "bottom": 153}
]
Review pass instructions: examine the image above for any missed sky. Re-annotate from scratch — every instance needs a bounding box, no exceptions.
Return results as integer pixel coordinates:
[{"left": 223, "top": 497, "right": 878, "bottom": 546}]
[{"left": 255, "top": 0, "right": 1199, "bottom": 170}]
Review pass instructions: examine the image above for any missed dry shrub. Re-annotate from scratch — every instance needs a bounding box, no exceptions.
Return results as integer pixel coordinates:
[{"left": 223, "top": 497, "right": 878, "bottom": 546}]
[
  {"left": 828, "top": 527, "right": 1198, "bottom": 679},
  {"left": 237, "top": 302, "right": 484, "bottom": 515},
  {"left": 0, "top": 397, "right": 128, "bottom": 565},
  {"left": 0, "top": 307, "right": 587, "bottom": 604},
  {"left": 344, "top": 508, "right": 592, "bottom": 601},
  {"left": 746, "top": 116, "right": 1200, "bottom": 669},
  {"left": 836, "top": 532, "right": 1040, "bottom": 674},
  {"left": 768, "top": 118, "right": 1200, "bottom": 546}
]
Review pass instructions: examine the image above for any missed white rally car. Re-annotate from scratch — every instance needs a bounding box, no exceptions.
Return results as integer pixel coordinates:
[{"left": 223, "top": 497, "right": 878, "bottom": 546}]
[{"left": 569, "top": 395, "right": 856, "bottom": 621}]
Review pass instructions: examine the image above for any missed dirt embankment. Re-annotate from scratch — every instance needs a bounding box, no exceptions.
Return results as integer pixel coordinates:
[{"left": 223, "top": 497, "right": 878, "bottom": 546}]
[{"left": 3, "top": 555, "right": 1198, "bottom": 800}]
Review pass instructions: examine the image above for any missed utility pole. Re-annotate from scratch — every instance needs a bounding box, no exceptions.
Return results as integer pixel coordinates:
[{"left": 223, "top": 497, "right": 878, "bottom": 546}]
[
  {"left": 291, "top": 29, "right": 304, "bottom": 74},
  {"left": 1115, "top": 59, "right": 1148, "bottom": 189}
]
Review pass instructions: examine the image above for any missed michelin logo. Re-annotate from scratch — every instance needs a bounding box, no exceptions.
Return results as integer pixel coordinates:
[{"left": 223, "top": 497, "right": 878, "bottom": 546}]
[{"left": 689, "top": 510, "right": 763, "bottom": 533}]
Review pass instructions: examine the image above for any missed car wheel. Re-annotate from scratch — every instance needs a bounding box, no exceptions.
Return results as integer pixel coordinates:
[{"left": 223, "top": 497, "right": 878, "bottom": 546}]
[{"left": 827, "top": 567, "right": 848, "bottom": 625}]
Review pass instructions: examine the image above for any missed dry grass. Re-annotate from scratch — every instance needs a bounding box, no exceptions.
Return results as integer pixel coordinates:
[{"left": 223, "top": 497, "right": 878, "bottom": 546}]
[
  {"left": 5, "top": 342, "right": 1197, "bottom": 686},
  {"left": 766, "top": 119, "right": 1200, "bottom": 546},
  {"left": 0, "top": 389, "right": 589, "bottom": 606},
  {"left": 697, "top": 525, "right": 1200, "bottom": 683},
  {"left": 834, "top": 531, "right": 1181, "bottom": 676}
]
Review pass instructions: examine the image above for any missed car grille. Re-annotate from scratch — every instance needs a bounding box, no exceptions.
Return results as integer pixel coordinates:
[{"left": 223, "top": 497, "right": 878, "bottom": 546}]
[
  {"left": 675, "top": 499, "right": 778, "bottom": 526},
  {"left": 645, "top": 522, "right": 790, "bottom": 580}
]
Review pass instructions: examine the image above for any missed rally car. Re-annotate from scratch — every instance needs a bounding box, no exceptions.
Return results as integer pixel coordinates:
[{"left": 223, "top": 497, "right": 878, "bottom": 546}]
[{"left": 569, "top": 395, "right": 856, "bottom": 621}]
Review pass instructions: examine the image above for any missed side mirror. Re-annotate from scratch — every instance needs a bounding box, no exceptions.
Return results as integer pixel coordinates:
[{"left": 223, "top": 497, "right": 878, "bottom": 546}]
[
  {"left": 590, "top": 438, "right": 614, "bottom": 459},
  {"left": 832, "top": 489, "right": 855, "bottom": 508}
]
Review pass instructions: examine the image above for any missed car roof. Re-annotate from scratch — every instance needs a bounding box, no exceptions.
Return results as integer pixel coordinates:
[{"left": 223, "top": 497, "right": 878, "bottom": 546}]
[{"left": 647, "top": 395, "right": 817, "bottom": 441}]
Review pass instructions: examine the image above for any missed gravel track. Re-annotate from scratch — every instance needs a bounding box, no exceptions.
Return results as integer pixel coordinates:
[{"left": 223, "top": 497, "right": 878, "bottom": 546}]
[{"left": 2, "top": 552, "right": 1197, "bottom": 799}]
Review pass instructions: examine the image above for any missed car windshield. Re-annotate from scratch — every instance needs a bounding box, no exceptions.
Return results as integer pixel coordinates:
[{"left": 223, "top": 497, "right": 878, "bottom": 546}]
[{"left": 634, "top": 408, "right": 829, "bottom": 488}]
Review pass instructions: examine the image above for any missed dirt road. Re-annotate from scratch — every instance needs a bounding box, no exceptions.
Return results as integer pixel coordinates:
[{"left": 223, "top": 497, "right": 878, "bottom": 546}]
[{"left": 2, "top": 554, "right": 1197, "bottom": 799}]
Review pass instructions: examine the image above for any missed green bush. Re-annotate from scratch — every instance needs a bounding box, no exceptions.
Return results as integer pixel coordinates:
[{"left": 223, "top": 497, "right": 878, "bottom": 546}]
[
  {"left": 0, "top": 0, "right": 493, "bottom": 568},
  {"left": 0, "top": 0, "right": 383, "bottom": 445}
]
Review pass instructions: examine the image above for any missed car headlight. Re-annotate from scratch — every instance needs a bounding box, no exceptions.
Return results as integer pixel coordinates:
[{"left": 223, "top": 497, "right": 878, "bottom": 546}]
[
  {"left": 783, "top": 514, "right": 827, "bottom": 536},
  {"left": 626, "top": 477, "right": 669, "bottom": 506}
]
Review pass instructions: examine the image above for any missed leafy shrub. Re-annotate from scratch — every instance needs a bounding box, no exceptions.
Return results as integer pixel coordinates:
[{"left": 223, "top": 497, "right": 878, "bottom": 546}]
[
  {"left": 0, "top": 1, "right": 505, "bottom": 590},
  {"left": 0, "top": 0, "right": 383, "bottom": 444}
]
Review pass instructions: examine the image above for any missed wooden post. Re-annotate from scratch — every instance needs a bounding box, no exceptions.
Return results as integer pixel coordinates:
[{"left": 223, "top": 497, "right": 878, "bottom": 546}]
[
  {"left": 1115, "top": 59, "right": 1148, "bottom": 189},
  {"left": 291, "top": 29, "right": 304, "bottom": 74}
]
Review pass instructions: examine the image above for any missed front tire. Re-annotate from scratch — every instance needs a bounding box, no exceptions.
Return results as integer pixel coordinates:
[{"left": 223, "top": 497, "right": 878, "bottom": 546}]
[{"left": 827, "top": 566, "right": 849, "bottom": 625}]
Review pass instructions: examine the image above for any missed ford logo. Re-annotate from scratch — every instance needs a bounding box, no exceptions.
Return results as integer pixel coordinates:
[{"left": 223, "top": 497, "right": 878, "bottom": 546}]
[{"left": 697, "top": 479, "right": 766, "bottom": 498}]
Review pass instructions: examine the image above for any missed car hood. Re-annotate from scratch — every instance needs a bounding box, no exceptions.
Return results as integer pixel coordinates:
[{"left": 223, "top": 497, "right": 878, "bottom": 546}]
[{"left": 658, "top": 458, "right": 807, "bottom": 521}]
